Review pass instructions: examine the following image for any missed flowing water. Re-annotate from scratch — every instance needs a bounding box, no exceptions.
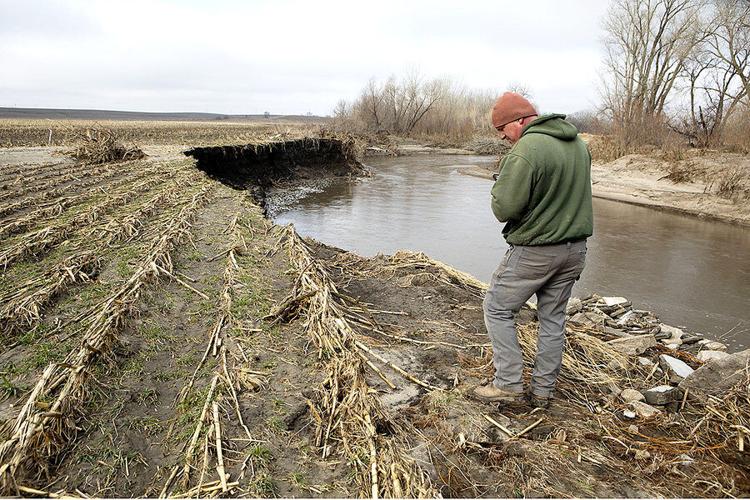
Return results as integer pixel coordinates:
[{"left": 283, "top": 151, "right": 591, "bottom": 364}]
[{"left": 272, "top": 154, "right": 750, "bottom": 349}]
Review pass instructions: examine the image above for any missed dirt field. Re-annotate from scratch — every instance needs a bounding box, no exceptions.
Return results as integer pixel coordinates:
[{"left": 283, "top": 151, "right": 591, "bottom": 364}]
[{"left": 0, "top": 126, "right": 748, "bottom": 497}]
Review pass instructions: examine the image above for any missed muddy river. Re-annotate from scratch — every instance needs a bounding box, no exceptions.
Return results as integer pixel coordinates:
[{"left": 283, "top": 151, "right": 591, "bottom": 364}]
[{"left": 272, "top": 155, "right": 750, "bottom": 349}]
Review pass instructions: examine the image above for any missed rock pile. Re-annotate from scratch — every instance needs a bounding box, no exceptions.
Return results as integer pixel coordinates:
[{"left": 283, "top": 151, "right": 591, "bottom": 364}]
[{"left": 566, "top": 294, "right": 738, "bottom": 417}]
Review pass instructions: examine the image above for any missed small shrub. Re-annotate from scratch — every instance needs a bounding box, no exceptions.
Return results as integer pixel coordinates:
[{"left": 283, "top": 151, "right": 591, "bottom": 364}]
[
  {"left": 661, "top": 159, "right": 705, "bottom": 184},
  {"left": 715, "top": 168, "right": 747, "bottom": 200}
]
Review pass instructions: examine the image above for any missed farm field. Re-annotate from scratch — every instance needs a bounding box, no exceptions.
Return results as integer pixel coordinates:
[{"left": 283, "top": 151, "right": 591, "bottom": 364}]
[{"left": 0, "top": 124, "right": 747, "bottom": 498}]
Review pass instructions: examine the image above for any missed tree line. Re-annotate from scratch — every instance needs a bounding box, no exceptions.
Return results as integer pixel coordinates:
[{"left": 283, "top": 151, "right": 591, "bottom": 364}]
[
  {"left": 334, "top": 0, "right": 748, "bottom": 149},
  {"left": 602, "top": 0, "right": 749, "bottom": 148}
]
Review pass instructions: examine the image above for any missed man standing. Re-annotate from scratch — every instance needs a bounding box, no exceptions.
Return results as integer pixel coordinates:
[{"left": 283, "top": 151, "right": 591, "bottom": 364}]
[{"left": 474, "top": 92, "right": 593, "bottom": 408}]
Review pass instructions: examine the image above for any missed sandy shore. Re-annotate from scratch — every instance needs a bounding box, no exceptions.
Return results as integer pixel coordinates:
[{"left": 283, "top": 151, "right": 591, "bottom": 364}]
[{"left": 591, "top": 153, "right": 750, "bottom": 226}]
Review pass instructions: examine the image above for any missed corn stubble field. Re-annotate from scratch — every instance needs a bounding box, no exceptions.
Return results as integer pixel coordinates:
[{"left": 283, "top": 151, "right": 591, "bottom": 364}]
[{"left": 0, "top": 121, "right": 748, "bottom": 498}]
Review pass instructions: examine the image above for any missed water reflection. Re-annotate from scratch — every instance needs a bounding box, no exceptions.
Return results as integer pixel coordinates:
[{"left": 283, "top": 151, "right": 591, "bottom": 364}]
[{"left": 273, "top": 155, "right": 750, "bottom": 348}]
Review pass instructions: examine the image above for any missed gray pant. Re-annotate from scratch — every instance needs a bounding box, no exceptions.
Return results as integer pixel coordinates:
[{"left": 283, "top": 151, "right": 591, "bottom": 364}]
[{"left": 483, "top": 240, "right": 587, "bottom": 397}]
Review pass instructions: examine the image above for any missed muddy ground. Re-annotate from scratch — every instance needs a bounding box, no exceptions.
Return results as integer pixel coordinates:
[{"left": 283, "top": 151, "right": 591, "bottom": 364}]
[{"left": 0, "top": 138, "right": 747, "bottom": 498}]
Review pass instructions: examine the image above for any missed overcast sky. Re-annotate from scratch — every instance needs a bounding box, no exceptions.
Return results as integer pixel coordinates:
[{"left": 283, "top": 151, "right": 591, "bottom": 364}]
[{"left": 1, "top": 0, "right": 612, "bottom": 116}]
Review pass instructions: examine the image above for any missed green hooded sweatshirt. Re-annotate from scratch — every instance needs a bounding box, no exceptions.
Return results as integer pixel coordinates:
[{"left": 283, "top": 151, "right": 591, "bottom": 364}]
[{"left": 491, "top": 113, "right": 593, "bottom": 246}]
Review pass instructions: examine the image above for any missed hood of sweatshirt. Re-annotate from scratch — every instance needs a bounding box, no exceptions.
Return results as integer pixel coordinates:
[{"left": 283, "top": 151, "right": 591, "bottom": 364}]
[{"left": 521, "top": 113, "right": 579, "bottom": 141}]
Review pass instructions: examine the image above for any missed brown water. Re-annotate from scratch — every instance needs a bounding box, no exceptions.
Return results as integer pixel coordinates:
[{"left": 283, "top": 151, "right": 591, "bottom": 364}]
[{"left": 272, "top": 155, "right": 750, "bottom": 349}]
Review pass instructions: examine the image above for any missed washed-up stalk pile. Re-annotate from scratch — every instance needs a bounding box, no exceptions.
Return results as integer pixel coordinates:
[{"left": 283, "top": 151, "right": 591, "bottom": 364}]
[
  {"left": 687, "top": 370, "right": 750, "bottom": 463},
  {"left": 516, "top": 322, "right": 633, "bottom": 389},
  {"left": 0, "top": 252, "right": 100, "bottom": 340},
  {"left": 369, "top": 251, "right": 634, "bottom": 391},
  {"left": 0, "top": 185, "right": 212, "bottom": 494},
  {"left": 268, "top": 225, "right": 435, "bottom": 498},
  {"left": 376, "top": 251, "right": 487, "bottom": 297},
  {"left": 65, "top": 128, "right": 146, "bottom": 165}
]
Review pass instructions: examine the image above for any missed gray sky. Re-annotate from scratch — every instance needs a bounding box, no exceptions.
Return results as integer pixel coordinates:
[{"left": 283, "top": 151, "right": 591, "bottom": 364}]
[{"left": 1, "top": 0, "right": 612, "bottom": 116}]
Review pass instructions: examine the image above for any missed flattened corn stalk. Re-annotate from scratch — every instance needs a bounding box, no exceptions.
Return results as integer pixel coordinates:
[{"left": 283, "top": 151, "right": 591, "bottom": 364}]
[
  {"left": 0, "top": 176, "right": 166, "bottom": 270},
  {"left": 0, "top": 252, "right": 100, "bottom": 341},
  {"left": 0, "top": 176, "right": 205, "bottom": 348},
  {"left": 0, "top": 185, "right": 212, "bottom": 494},
  {"left": 0, "top": 162, "right": 70, "bottom": 181},
  {"left": 0, "top": 163, "right": 129, "bottom": 204},
  {"left": 161, "top": 216, "right": 250, "bottom": 498},
  {"left": 0, "top": 158, "right": 169, "bottom": 220},
  {"left": 0, "top": 164, "right": 170, "bottom": 239},
  {"left": 0, "top": 160, "right": 113, "bottom": 193},
  {"left": 269, "top": 225, "right": 435, "bottom": 498}
]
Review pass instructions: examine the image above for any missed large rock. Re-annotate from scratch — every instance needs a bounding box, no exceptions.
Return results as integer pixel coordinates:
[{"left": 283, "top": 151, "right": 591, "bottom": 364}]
[
  {"left": 659, "top": 324, "right": 684, "bottom": 346},
  {"left": 620, "top": 388, "right": 645, "bottom": 403},
  {"left": 659, "top": 354, "right": 694, "bottom": 382},
  {"left": 696, "top": 350, "right": 729, "bottom": 363},
  {"left": 630, "top": 401, "right": 662, "bottom": 418},
  {"left": 607, "top": 334, "right": 657, "bottom": 356},
  {"left": 698, "top": 340, "right": 727, "bottom": 351},
  {"left": 679, "top": 349, "right": 750, "bottom": 402},
  {"left": 643, "top": 385, "right": 681, "bottom": 405}
]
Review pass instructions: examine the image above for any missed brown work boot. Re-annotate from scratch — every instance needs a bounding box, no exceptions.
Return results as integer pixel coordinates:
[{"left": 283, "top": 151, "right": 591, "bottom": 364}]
[
  {"left": 529, "top": 393, "right": 551, "bottom": 409},
  {"left": 473, "top": 384, "right": 524, "bottom": 403}
]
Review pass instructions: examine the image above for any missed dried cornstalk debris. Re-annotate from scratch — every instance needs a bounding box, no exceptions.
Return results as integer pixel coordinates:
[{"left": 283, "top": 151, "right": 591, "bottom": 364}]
[
  {"left": 351, "top": 250, "right": 634, "bottom": 390},
  {"left": 65, "top": 128, "right": 146, "bottom": 165},
  {"left": 0, "top": 177, "right": 166, "bottom": 270},
  {"left": 0, "top": 160, "right": 116, "bottom": 193},
  {"left": 0, "top": 160, "right": 168, "bottom": 230},
  {"left": 0, "top": 165, "right": 124, "bottom": 204},
  {"left": 268, "top": 225, "right": 435, "bottom": 498},
  {"left": 162, "top": 216, "right": 250, "bottom": 498},
  {"left": 0, "top": 180, "right": 198, "bottom": 344},
  {"left": 0, "top": 252, "right": 100, "bottom": 340},
  {"left": 0, "top": 160, "right": 158, "bottom": 220},
  {"left": 0, "top": 185, "right": 212, "bottom": 494}
]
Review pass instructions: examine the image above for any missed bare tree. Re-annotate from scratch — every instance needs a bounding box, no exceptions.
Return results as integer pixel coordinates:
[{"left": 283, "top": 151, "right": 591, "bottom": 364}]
[
  {"left": 334, "top": 73, "right": 494, "bottom": 139},
  {"left": 676, "top": 0, "right": 749, "bottom": 145},
  {"left": 602, "top": 0, "right": 704, "bottom": 135}
]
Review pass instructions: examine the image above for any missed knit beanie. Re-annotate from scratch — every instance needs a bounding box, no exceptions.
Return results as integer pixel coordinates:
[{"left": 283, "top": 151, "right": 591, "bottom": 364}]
[{"left": 491, "top": 92, "right": 537, "bottom": 129}]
